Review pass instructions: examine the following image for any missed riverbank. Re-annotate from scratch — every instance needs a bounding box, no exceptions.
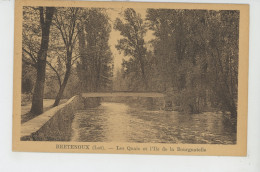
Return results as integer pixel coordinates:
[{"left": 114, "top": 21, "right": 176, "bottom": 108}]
[{"left": 21, "top": 96, "right": 82, "bottom": 141}]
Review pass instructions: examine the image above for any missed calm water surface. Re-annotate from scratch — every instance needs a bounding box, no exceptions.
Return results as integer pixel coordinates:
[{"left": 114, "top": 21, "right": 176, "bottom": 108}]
[{"left": 71, "top": 102, "right": 236, "bottom": 144}]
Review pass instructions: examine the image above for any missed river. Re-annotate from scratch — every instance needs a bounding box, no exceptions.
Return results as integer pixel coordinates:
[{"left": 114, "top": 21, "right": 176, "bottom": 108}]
[{"left": 71, "top": 102, "right": 236, "bottom": 144}]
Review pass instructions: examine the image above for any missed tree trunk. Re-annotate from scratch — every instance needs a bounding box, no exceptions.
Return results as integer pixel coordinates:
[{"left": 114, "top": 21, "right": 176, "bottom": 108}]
[
  {"left": 53, "top": 57, "right": 71, "bottom": 107},
  {"left": 30, "top": 59, "right": 46, "bottom": 114},
  {"left": 30, "top": 7, "right": 55, "bottom": 115},
  {"left": 53, "top": 71, "right": 70, "bottom": 107}
]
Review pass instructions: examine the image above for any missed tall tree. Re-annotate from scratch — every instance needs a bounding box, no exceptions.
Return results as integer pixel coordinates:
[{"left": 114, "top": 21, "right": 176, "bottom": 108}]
[
  {"left": 77, "top": 8, "right": 113, "bottom": 93},
  {"left": 204, "top": 10, "right": 239, "bottom": 115},
  {"left": 114, "top": 8, "right": 148, "bottom": 90},
  {"left": 23, "top": 7, "right": 55, "bottom": 115},
  {"left": 50, "top": 7, "right": 80, "bottom": 106}
]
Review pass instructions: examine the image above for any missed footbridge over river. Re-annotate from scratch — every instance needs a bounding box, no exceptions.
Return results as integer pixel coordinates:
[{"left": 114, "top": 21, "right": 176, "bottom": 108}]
[
  {"left": 81, "top": 91, "right": 173, "bottom": 111},
  {"left": 82, "top": 92, "right": 165, "bottom": 98}
]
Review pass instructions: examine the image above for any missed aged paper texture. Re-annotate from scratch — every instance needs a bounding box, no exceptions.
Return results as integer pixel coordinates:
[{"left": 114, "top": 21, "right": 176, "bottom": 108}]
[{"left": 13, "top": 0, "right": 249, "bottom": 156}]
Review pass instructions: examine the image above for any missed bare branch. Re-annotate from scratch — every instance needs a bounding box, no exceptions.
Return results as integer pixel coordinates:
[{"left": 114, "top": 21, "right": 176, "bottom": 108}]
[
  {"left": 53, "top": 15, "right": 68, "bottom": 46},
  {"left": 22, "top": 48, "right": 37, "bottom": 64},
  {"left": 46, "top": 60, "right": 62, "bottom": 87},
  {"left": 22, "top": 58, "right": 36, "bottom": 68},
  {"left": 71, "top": 54, "right": 80, "bottom": 65}
]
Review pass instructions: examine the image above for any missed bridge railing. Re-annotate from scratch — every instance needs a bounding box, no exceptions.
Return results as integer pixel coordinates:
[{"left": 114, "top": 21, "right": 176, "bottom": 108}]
[{"left": 81, "top": 92, "right": 165, "bottom": 98}]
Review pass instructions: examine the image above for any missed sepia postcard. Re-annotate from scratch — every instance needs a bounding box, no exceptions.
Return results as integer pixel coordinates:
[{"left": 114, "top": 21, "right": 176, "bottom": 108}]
[{"left": 13, "top": 0, "right": 249, "bottom": 156}]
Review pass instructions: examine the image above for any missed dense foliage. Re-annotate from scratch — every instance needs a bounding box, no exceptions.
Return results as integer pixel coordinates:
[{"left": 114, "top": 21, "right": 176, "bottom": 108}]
[
  {"left": 77, "top": 9, "right": 113, "bottom": 92},
  {"left": 114, "top": 9, "right": 239, "bottom": 115}
]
